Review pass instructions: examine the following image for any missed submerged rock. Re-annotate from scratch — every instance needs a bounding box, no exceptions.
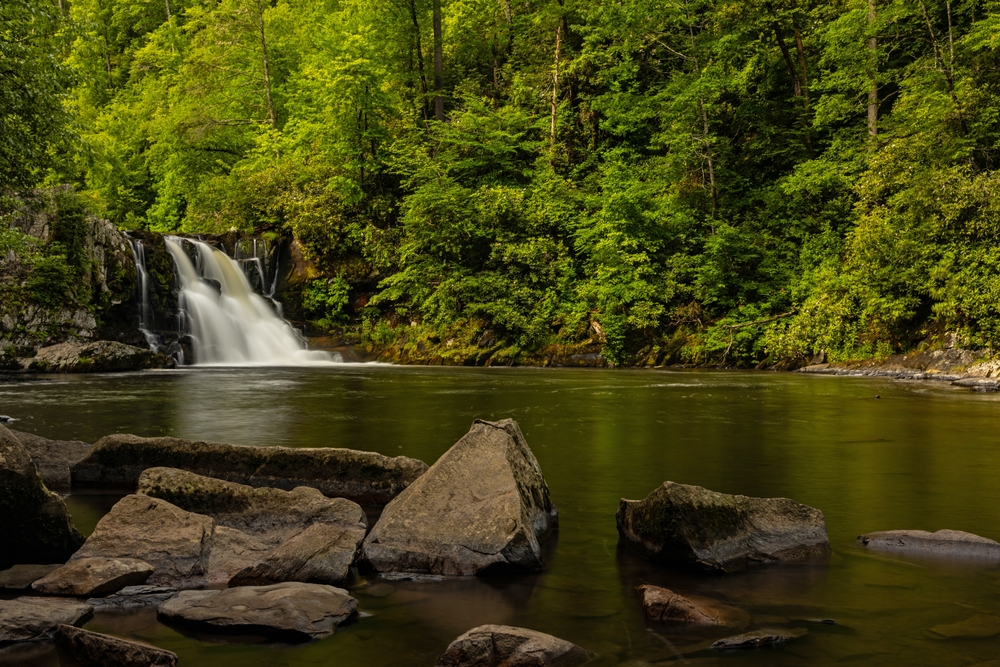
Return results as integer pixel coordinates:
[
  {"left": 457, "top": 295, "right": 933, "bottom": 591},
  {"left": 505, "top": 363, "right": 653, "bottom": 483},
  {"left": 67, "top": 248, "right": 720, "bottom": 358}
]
[
  {"left": 55, "top": 624, "right": 178, "bottom": 667},
  {"left": 0, "top": 424, "right": 84, "bottom": 569},
  {"left": 28, "top": 341, "right": 171, "bottom": 373},
  {"left": 8, "top": 430, "right": 91, "bottom": 492},
  {"left": 637, "top": 584, "right": 750, "bottom": 628},
  {"left": 929, "top": 614, "right": 1000, "bottom": 639},
  {"left": 0, "top": 564, "right": 61, "bottom": 591},
  {"left": 73, "top": 434, "right": 428, "bottom": 506},
  {"left": 616, "top": 481, "right": 829, "bottom": 572},
  {"left": 858, "top": 529, "right": 1000, "bottom": 561},
  {"left": 32, "top": 557, "right": 153, "bottom": 597},
  {"left": 710, "top": 629, "right": 806, "bottom": 651},
  {"left": 362, "top": 419, "right": 558, "bottom": 576},
  {"left": 87, "top": 585, "right": 178, "bottom": 613},
  {"left": 229, "top": 522, "right": 366, "bottom": 587},
  {"left": 157, "top": 582, "right": 357, "bottom": 641},
  {"left": 0, "top": 597, "right": 93, "bottom": 643},
  {"left": 436, "top": 625, "right": 591, "bottom": 667}
]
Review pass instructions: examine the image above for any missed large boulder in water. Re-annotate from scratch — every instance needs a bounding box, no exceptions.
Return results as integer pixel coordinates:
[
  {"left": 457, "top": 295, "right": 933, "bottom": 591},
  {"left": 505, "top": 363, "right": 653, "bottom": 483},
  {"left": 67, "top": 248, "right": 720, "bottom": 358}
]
[
  {"left": 361, "top": 419, "right": 558, "bottom": 576},
  {"left": 8, "top": 429, "right": 91, "bottom": 492},
  {"left": 616, "top": 481, "right": 829, "bottom": 572},
  {"left": 139, "top": 467, "right": 368, "bottom": 585},
  {"left": 28, "top": 341, "right": 171, "bottom": 373},
  {"left": 436, "top": 625, "right": 591, "bottom": 667},
  {"left": 73, "top": 470, "right": 369, "bottom": 588},
  {"left": 157, "top": 582, "right": 357, "bottom": 641},
  {"left": 0, "top": 424, "right": 84, "bottom": 569},
  {"left": 72, "top": 434, "right": 428, "bottom": 506},
  {"left": 69, "top": 494, "right": 268, "bottom": 588}
]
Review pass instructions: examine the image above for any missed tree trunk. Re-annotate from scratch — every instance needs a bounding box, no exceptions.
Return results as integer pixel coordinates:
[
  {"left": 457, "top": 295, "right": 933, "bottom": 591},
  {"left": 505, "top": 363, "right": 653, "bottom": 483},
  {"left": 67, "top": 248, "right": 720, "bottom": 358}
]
[
  {"left": 408, "top": 0, "right": 430, "bottom": 121},
  {"left": 550, "top": 23, "right": 561, "bottom": 158},
  {"left": 433, "top": 0, "right": 444, "bottom": 121},
  {"left": 689, "top": 23, "right": 717, "bottom": 218},
  {"left": 253, "top": 0, "right": 277, "bottom": 130},
  {"left": 867, "top": 0, "right": 877, "bottom": 138}
]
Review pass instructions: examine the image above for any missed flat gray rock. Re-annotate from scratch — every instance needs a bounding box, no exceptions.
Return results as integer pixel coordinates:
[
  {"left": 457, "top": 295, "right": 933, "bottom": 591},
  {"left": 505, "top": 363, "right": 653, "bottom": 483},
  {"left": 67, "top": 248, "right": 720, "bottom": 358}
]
[
  {"left": 637, "top": 585, "right": 749, "bottom": 628},
  {"left": 32, "top": 557, "right": 153, "bottom": 596},
  {"left": 0, "top": 564, "right": 61, "bottom": 590},
  {"left": 8, "top": 430, "right": 91, "bottom": 492},
  {"left": 436, "top": 624, "right": 591, "bottom": 667},
  {"left": 0, "top": 424, "right": 84, "bottom": 569},
  {"left": 362, "top": 419, "right": 558, "bottom": 576},
  {"left": 73, "top": 434, "right": 428, "bottom": 506},
  {"left": 710, "top": 629, "right": 806, "bottom": 651},
  {"left": 617, "top": 481, "right": 829, "bottom": 572},
  {"left": 229, "top": 522, "right": 366, "bottom": 586},
  {"left": 858, "top": 529, "right": 1000, "bottom": 560},
  {"left": 0, "top": 597, "right": 93, "bottom": 643},
  {"left": 55, "top": 624, "right": 177, "bottom": 667},
  {"left": 157, "top": 582, "right": 357, "bottom": 641},
  {"left": 87, "top": 585, "right": 178, "bottom": 612}
]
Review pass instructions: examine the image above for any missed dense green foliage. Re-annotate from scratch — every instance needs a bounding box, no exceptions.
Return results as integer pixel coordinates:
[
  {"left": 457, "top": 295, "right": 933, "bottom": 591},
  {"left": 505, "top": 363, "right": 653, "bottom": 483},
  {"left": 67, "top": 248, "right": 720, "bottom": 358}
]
[{"left": 8, "top": 0, "right": 1000, "bottom": 364}]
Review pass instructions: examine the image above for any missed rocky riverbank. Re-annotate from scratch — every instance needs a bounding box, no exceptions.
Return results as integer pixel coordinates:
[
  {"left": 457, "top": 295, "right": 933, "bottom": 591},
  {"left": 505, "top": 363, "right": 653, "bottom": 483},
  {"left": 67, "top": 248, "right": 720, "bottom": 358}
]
[{"left": 797, "top": 347, "right": 1000, "bottom": 391}]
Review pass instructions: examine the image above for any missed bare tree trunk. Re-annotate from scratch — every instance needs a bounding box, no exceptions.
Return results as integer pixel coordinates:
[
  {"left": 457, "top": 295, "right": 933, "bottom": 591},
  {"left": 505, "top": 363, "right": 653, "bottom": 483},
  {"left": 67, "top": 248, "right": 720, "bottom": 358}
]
[
  {"left": 689, "top": 23, "right": 717, "bottom": 218},
  {"left": 408, "top": 0, "right": 430, "bottom": 121},
  {"left": 918, "top": 0, "right": 967, "bottom": 135},
  {"left": 868, "top": 0, "right": 878, "bottom": 138},
  {"left": 253, "top": 0, "right": 277, "bottom": 130},
  {"left": 550, "top": 23, "right": 562, "bottom": 158},
  {"left": 433, "top": 0, "right": 444, "bottom": 121},
  {"left": 165, "top": 0, "right": 171, "bottom": 20}
]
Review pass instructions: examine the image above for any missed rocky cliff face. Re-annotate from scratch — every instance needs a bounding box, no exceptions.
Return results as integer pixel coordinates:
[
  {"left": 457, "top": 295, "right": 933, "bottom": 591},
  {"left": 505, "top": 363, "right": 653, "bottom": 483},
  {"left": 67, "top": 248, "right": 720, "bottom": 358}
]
[{"left": 1, "top": 188, "right": 140, "bottom": 357}]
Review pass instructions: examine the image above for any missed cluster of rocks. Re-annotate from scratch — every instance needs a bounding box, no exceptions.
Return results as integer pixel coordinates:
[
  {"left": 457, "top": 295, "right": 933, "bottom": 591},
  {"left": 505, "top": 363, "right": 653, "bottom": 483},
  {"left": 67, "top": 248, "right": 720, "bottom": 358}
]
[
  {"left": 798, "top": 347, "right": 1000, "bottom": 392},
  {"left": 6, "top": 413, "right": 994, "bottom": 665},
  {"left": 0, "top": 418, "right": 589, "bottom": 666}
]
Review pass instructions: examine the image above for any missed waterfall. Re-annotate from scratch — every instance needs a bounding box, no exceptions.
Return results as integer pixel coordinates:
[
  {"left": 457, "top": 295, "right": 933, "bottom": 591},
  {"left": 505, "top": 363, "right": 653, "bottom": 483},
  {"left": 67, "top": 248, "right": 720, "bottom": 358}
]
[
  {"left": 127, "top": 237, "right": 161, "bottom": 352},
  {"left": 164, "top": 236, "right": 333, "bottom": 366}
]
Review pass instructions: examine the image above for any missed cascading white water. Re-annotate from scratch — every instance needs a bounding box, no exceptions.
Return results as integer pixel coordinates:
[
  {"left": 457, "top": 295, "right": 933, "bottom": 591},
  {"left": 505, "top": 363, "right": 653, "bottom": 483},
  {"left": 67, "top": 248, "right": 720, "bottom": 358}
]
[
  {"left": 164, "top": 236, "right": 333, "bottom": 366},
  {"left": 127, "top": 237, "right": 161, "bottom": 352}
]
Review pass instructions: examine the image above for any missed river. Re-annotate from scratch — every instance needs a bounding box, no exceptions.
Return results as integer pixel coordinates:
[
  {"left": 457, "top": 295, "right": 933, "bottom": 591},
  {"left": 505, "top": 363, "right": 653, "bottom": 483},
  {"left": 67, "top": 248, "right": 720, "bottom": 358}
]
[{"left": 3, "top": 366, "right": 1000, "bottom": 665}]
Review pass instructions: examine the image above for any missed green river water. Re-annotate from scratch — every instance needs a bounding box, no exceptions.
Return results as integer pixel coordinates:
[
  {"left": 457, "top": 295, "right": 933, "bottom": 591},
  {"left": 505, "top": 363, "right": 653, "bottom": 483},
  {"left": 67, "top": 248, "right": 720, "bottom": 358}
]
[{"left": 2, "top": 365, "right": 1000, "bottom": 666}]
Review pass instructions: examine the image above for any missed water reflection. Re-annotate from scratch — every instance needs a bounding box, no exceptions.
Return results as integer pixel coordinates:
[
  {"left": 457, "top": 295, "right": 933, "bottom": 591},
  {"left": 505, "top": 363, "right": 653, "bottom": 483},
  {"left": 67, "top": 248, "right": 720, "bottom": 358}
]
[{"left": 5, "top": 367, "right": 1000, "bottom": 665}]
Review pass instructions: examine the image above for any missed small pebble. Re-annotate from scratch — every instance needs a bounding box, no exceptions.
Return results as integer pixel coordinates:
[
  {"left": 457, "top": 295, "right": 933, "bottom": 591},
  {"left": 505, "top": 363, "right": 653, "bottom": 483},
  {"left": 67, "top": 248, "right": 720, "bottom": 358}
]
[{"left": 874, "top": 395, "right": 881, "bottom": 399}]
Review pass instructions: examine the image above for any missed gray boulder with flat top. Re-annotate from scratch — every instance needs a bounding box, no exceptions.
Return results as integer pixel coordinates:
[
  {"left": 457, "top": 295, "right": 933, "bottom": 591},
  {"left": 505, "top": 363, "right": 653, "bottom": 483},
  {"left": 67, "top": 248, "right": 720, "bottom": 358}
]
[
  {"left": 362, "top": 419, "right": 558, "bottom": 576},
  {"left": 73, "top": 434, "right": 427, "bottom": 506},
  {"left": 0, "top": 597, "right": 93, "bottom": 643},
  {"left": 0, "top": 424, "right": 84, "bottom": 569},
  {"left": 157, "top": 582, "right": 357, "bottom": 641},
  {"left": 436, "top": 625, "right": 591, "bottom": 667},
  {"left": 617, "top": 481, "right": 829, "bottom": 572}
]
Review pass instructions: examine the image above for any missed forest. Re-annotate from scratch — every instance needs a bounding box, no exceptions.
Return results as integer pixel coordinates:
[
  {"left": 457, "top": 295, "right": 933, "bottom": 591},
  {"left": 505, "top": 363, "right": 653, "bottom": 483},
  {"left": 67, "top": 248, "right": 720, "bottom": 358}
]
[{"left": 4, "top": 0, "right": 1000, "bottom": 366}]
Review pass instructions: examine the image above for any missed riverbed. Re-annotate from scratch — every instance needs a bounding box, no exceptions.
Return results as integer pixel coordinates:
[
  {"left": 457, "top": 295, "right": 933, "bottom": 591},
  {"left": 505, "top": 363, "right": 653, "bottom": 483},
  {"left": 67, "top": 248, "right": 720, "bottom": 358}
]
[{"left": 3, "top": 366, "right": 1000, "bottom": 666}]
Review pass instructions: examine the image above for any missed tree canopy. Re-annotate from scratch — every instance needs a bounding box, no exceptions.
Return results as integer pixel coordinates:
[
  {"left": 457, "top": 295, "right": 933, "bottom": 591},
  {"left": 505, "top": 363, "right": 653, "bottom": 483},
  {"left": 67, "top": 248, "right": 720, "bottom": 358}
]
[{"left": 7, "top": 0, "right": 1000, "bottom": 365}]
